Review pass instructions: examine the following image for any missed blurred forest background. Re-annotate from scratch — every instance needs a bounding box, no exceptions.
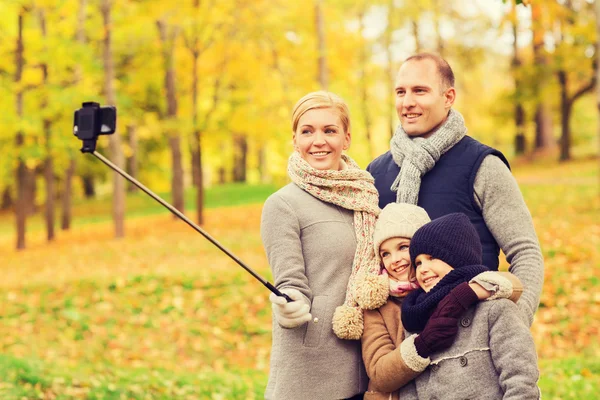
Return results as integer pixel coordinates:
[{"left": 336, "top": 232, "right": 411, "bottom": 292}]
[{"left": 0, "top": 0, "right": 598, "bottom": 398}]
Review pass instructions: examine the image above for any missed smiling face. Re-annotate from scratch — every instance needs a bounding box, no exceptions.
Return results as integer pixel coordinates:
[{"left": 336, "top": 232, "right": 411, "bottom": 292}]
[
  {"left": 379, "top": 237, "right": 412, "bottom": 282},
  {"left": 414, "top": 254, "right": 454, "bottom": 292},
  {"left": 293, "top": 107, "right": 351, "bottom": 170},
  {"left": 394, "top": 58, "right": 455, "bottom": 138}
]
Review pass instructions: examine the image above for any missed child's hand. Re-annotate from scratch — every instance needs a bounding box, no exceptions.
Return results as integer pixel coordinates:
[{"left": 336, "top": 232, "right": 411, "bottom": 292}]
[
  {"left": 269, "top": 289, "right": 312, "bottom": 328},
  {"left": 431, "top": 282, "right": 479, "bottom": 319},
  {"left": 413, "top": 282, "right": 480, "bottom": 358},
  {"left": 468, "top": 282, "right": 492, "bottom": 300},
  {"left": 414, "top": 317, "right": 459, "bottom": 358}
]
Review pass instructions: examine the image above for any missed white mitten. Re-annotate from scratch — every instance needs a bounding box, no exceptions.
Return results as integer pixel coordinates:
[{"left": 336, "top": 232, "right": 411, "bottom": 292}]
[
  {"left": 470, "top": 271, "right": 513, "bottom": 301},
  {"left": 269, "top": 288, "right": 312, "bottom": 328}
]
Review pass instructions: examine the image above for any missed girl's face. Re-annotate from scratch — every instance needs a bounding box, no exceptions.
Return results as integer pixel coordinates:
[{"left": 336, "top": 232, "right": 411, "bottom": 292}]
[
  {"left": 379, "top": 237, "right": 412, "bottom": 281},
  {"left": 414, "top": 254, "right": 454, "bottom": 292},
  {"left": 293, "top": 107, "right": 351, "bottom": 171}
]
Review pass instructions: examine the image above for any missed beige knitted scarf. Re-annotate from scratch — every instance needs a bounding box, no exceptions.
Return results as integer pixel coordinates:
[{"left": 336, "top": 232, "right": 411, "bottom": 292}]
[{"left": 288, "top": 152, "right": 387, "bottom": 340}]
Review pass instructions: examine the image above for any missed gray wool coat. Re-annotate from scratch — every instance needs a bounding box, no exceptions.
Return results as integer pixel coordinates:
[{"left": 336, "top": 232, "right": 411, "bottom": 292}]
[
  {"left": 261, "top": 183, "right": 368, "bottom": 400},
  {"left": 403, "top": 298, "right": 540, "bottom": 400}
]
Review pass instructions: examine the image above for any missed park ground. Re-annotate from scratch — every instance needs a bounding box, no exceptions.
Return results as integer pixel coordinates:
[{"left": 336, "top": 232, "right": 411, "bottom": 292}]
[{"left": 0, "top": 157, "right": 598, "bottom": 399}]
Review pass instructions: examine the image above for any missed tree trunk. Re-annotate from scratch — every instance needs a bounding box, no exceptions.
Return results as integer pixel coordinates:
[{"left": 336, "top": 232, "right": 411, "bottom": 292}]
[
  {"left": 126, "top": 125, "right": 138, "bottom": 192},
  {"left": 15, "top": 8, "right": 29, "bottom": 250},
  {"left": 44, "top": 120, "right": 55, "bottom": 241},
  {"left": 358, "top": 7, "right": 373, "bottom": 158},
  {"left": 557, "top": 70, "right": 570, "bottom": 161},
  {"left": 531, "top": 2, "right": 554, "bottom": 152},
  {"left": 169, "top": 135, "right": 185, "bottom": 212},
  {"left": 315, "top": 0, "right": 328, "bottom": 89},
  {"left": 102, "top": 0, "right": 126, "bottom": 238},
  {"left": 232, "top": 134, "right": 248, "bottom": 183},
  {"left": 157, "top": 20, "right": 184, "bottom": 215},
  {"left": 534, "top": 105, "right": 554, "bottom": 149},
  {"left": 1, "top": 188, "right": 13, "bottom": 210},
  {"left": 385, "top": 0, "right": 396, "bottom": 138},
  {"left": 193, "top": 129, "right": 204, "bottom": 225},
  {"left": 514, "top": 105, "right": 526, "bottom": 154},
  {"left": 596, "top": 0, "right": 600, "bottom": 167},
  {"left": 433, "top": 0, "right": 444, "bottom": 57},
  {"left": 411, "top": 20, "right": 421, "bottom": 53},
  {"left": 258, "top": 146, "right": 268, "bottom": 183},
  {"left": 218, "top": 167, "right": 226, "bottom": 184},
  {"left": 61, "top": 0, "right": 86, "bottom": 231},
  {"left": 189, "top": 3, "right": 204, "bottom": 224},
  {"left": 39, "top": 9, "right": 55, "bottom": 241},
  {"left": 61, "top": 158, "right": 75, "bottom": 230},
  {"left": 82, "top": 175, "right": 95, "bottom": 198},
  {"left": 511, "top": 2, "right": 526, "bottom": 155}
]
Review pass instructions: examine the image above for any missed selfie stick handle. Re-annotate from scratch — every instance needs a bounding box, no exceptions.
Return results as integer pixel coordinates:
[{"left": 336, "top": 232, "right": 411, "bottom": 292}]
[{"left": 91, "top": 150, "right": 292, "bottom": 303}]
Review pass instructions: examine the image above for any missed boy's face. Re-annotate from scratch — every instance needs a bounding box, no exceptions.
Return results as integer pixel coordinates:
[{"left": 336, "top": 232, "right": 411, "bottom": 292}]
[
  {"left": 379, "top": 237, "right": 412, "bottom": 281},
  {"left": 414, "top": 254, "right": 454, "bottom": 292}
]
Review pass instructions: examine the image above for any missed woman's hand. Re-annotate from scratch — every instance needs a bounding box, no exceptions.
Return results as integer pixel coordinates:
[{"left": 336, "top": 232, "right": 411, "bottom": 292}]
[{"left": 270, "top": 288, "right": 312, "bottom": 328}]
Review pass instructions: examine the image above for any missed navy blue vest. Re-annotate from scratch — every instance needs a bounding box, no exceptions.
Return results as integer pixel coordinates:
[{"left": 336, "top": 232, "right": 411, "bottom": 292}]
[{"left": 367, "top": 136, "right": 510, "bottom": 270}]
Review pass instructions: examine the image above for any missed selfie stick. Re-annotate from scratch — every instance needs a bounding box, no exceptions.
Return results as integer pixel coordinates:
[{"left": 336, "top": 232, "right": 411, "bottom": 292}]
[{"left": 87, "top": 149, "right": 292, "bottom": 303}]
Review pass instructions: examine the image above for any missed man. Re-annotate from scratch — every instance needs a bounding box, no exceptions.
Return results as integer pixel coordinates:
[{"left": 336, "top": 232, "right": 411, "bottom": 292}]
[{"left": 367, "top": 53, "right": 543, "bottom": 325}]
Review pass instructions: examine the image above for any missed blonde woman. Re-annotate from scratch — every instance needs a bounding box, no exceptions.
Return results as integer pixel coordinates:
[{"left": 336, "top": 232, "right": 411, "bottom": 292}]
[{"left": 261, "top": 91, "right": 385, "bottom": 399}]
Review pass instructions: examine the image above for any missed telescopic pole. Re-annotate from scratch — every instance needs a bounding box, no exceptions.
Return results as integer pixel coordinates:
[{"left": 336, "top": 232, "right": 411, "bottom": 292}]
[{"left": 90, "top": 150, "right": 292, "bottom": 303}]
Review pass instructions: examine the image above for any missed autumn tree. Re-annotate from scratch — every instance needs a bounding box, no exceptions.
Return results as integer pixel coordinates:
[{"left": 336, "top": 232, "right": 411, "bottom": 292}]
[
  {"left": 552, "top": 0, "right": 596, "bottom": 161},
  {"left": 14, "top": 6, "right": 33, "bottom": 250},
  {"left": 102, "top": 0, "right": 126, "bottom": 237}
]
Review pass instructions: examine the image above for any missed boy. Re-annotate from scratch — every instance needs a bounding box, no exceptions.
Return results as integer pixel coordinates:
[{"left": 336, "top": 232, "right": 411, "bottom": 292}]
[{"left": 401, "top": 213, "right": 540, "bottom": 399}]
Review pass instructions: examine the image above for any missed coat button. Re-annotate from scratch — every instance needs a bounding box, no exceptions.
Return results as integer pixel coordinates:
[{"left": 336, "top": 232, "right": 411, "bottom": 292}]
[
  {"left": 460, "top": 317, "right": 471, "bottom": 327},
  {"left": 459, "top": 356, "right": 468, "bottom": 367}
]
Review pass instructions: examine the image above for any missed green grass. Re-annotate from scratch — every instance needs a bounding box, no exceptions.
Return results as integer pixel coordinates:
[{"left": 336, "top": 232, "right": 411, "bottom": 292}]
[
  {"left": 73, "top": 182, "right": 280, "bottom": 220},
  {"left": 0, "top": 158, "right": 597, "bottom": 399},
  {"left": 0, "top": 353, "right": 597, "bottom": 399},
  {"left": 539, "top": 358, "right": 600, "bottom": 399},
  {"left": 0, "top": 354, "right": 267, "bottom": 399},
  {"left": 0, "top": 182, "right": 280, "bottom": 236}
]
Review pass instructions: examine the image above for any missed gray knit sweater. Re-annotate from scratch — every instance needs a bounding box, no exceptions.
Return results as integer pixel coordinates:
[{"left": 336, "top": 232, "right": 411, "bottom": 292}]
[
  {"left": 261, "top": 183, "right": 368, "bottom": 400},
  {"left": 473, "top": 155, "right": 544, "bottom": 326}
]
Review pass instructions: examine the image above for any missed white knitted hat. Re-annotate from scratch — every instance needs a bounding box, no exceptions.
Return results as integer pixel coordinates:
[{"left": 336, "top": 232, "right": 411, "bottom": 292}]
[{"left": 373, "top": 203, "right": 431, "bottom": 265}]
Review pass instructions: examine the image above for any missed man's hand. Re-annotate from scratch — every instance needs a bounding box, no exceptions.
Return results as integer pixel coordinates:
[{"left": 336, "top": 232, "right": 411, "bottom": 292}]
[{"left": 269, "top": 288, "right": 312, "bottom": 328}]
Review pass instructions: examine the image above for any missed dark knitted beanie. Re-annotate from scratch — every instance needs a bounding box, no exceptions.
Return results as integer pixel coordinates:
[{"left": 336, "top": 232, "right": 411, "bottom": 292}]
[{"left": 409, "top": 213, "right": 482, "bottom": 270}]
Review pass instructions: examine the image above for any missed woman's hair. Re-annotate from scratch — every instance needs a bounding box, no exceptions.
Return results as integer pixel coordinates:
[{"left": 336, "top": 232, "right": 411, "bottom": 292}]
[{"left": 291, "top": 91, "right": 351, "bottom": 133}]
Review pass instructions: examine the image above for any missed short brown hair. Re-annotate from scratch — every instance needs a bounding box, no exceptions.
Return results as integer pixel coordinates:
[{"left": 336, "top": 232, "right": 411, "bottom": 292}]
[{"left": 404, "top": 53, "right": 455, "bottom": 91}]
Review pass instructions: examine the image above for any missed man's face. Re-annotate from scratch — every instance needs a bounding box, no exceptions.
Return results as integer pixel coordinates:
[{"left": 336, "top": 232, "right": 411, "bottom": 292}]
[{"left": 394, "top": 59, "right": 455, "bottom": 138}]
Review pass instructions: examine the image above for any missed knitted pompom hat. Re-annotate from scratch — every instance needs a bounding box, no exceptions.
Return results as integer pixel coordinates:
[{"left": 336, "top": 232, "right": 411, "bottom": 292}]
[
  {"left": 372, "top": 203, "right": 431, "bottom": 265},
  {"left": 409, "top": 213, "right": 482, "bottom": 270}
]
